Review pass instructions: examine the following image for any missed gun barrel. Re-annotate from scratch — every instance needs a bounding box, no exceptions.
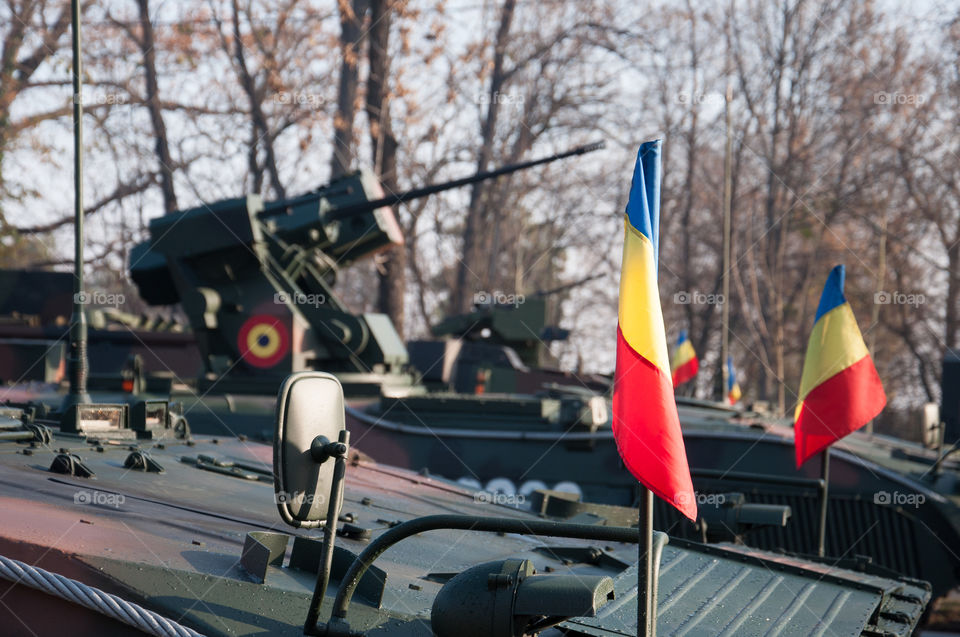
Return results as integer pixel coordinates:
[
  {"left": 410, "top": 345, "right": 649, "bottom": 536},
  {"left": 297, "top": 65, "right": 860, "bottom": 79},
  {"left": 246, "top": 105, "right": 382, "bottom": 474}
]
[{"left": 327, "top": 141, "right": 604, "bottom": 220}]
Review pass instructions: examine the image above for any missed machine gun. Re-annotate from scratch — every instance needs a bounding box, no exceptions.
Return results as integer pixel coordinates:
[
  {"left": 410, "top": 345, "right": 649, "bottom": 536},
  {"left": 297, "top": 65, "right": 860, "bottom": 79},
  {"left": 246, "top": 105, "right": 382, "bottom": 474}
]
[
  {"left": 411, "top": 274, "right": 611, "bottom": 395},
  {"left": 129, "top": 142, "right": 603, "bottom": 394}
]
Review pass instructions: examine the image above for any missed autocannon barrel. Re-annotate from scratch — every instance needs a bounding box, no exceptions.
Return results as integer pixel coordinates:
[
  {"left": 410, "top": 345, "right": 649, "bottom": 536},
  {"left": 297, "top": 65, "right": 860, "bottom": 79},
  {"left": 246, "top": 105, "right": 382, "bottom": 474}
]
[
  {"left": 325, "top": 140, "right": 605, "bottom": 221},
  {"left": 131, "top": 140, "right": 605, "bottom": 306}
]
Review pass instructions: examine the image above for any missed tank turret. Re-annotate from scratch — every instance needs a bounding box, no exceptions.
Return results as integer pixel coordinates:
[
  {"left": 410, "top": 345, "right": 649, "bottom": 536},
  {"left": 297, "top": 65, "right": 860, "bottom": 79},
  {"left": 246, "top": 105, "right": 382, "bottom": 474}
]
[{"left": 129, "top": 143, "right": 603, "bottom": 394}]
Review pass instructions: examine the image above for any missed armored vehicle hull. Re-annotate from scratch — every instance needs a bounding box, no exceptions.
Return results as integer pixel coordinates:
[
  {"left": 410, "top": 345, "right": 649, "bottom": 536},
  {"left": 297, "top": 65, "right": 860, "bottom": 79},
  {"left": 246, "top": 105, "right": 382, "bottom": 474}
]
[
  {"left": 0, "top": 409, "right": 933, "bottom": 636},
  {"left": 341, "top": 394, "right": 960, "bottom": 600},
  {"left": 12, "top": 379, "right": 960, "bottom": 602}
]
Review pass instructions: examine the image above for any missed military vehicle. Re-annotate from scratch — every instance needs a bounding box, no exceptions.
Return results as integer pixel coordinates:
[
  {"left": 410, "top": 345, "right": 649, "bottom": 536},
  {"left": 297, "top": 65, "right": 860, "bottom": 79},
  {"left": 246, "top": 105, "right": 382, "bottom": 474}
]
[
  {"left": 0, "top": 8, "right": 947, "bottom": 632},
  {"left": 125, "top": 142, "right": 604, "bottom": 398},
  {"left": 0, "top": 269, "right": 201, "bottom": 385},
  {"left": 0, "top": 373, "right": 933, "bottom": 636},
  {"left": 0, "top": 145, "right": 606, "bottom": 397},
  {"left": 10, "top": 277, "right": 952, "bottom": 610},
  {"left": 6, "top": 140, "right": 960, "bottom": 608},
  {"left": 409, "top": 296, "right": 610, "bottom": 395},
  {"left": 0, "top": 143, "right": 614, "bottom": 441},
  {"left": 347, "top": 385, "right": 960, "bottom": 600},
  {"left": 5, "top": 135, "right": 959, "bottom": 614}
]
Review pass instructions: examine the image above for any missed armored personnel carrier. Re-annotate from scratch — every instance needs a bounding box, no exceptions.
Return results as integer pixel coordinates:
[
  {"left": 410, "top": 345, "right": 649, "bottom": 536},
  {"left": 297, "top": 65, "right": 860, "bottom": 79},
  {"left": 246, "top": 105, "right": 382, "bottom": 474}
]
[
  {"left": 0, "top": 8, "right": 940, "bottom": 633},
  {"left": 409, "top": 296, "right": 610, "bottom": 395},
  {"left": 0, "top": 269, "right": 200, "bottom": 384},
  {"left": 0, "top": 374, "right": 932, "bottom": 636},
  {"left": 6, "top": 145, "right": 960, "bottom": 607},
  {"left": 349, "top": 388, "right": 960, "bottom": 600}
]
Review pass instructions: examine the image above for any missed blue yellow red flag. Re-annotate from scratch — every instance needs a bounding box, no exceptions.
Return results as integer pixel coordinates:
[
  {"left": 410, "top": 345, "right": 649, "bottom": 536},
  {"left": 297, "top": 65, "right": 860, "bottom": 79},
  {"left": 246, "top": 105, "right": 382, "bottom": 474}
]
[
  {"left": 671, "top": 330, "right": 699, "bottom": 387},
  {"left": 794, "top": 265, "right": 886, "bottom": 466},
  {"left": 726, "top": 356, "right": 742, "bottom": 405},
  {"left": 612, "top": 141, "right": 697, "bottom": 521}
]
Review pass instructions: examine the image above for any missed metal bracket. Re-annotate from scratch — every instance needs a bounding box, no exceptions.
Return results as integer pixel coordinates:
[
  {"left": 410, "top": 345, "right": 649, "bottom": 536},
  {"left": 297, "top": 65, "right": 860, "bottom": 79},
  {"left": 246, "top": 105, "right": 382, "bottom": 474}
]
[
  {"left": 304, "top": 429, "right": 350, "bottom": 636},
  {"left": 166, "top": 402, "right": 191, "bottom": 439},
  {"left": 180, "top": 455, "right": 269, "bottom": 481},
  {"left": 123, "top": 450, "right": 165, "bottom": 473},
  {"left": 240, "top": 531, "right": 290, "bottom": 584},
  {"left": 25, "top": 423, "right": 52, "bottom": 445},
  {"left": 238, "top": 531, "right": 386, "bottom": 606},
  {"left": 50, "top": 453, "right": 95, "bottom": 478}
]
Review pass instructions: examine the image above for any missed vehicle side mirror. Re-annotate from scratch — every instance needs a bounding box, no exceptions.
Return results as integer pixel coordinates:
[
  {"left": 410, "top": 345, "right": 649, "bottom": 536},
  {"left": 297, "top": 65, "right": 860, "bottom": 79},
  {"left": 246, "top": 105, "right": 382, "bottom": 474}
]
[{"left": 273, "top": 372, "right": 348, "bottom": 528}]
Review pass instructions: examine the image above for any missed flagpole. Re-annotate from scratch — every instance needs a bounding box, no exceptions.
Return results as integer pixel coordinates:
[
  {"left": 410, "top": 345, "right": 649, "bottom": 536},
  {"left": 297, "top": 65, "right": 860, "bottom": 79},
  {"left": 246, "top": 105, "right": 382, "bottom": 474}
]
[
  {"left": 866, "top": 213, "right": 887, "bottom": 435},
  {"left": 61, "top": 0, "right": 92, "bottom": 426},
  {"left": 818, "top": 449, "right": 830, "bottom": 557},
  {"left": 720, "top": 83, "right": 733, "bottom": 402},
  {"left": 638, "top": 486, "right": 654, "bottom": 637}
]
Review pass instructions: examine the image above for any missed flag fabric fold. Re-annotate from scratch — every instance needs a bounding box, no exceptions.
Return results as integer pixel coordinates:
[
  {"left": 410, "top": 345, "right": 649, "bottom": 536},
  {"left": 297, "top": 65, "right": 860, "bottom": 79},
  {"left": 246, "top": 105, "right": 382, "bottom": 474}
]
[
  {"left": 612, "top": 140, "right": 697, "bottom": 522},
  {"left": 671, "top": 330, "right": 699, "bottom": 387},
  {"left": 794, "top": 265, "right": 886, "bottom": 467},
  {"left": 726, "top": 356, "right": 742, "bottom": 405}
]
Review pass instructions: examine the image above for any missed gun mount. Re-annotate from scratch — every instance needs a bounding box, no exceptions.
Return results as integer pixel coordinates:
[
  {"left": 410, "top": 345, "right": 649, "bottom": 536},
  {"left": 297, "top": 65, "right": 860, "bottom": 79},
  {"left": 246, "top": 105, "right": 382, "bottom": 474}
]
[
  {"left": 430, "top": 297, "right": 561, "bottom": 369},
  {"left": 129, "top": 142, "right": 603, "bottom": 395},
  {"left": 412, "top": 293, "right": 609, "bottom": 395}
]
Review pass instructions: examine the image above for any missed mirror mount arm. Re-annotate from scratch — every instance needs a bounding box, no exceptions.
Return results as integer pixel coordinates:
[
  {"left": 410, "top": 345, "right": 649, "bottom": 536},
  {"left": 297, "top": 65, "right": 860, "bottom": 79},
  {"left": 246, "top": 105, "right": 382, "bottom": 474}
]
[
  {"left": 304, "top": 429, "right": 350, "bottom": 636},
  {"left": 311, "top": 435, "right": 348, "bottom": 465},
  {"left": 314, "top": 515, "right": 643, "bottom": 636}
]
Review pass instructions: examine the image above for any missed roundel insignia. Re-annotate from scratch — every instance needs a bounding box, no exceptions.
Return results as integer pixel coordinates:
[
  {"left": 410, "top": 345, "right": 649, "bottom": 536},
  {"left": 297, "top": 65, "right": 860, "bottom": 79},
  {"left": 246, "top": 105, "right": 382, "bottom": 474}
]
[{"left": 237, "top": 315, "right": 290, "bottom": 368}]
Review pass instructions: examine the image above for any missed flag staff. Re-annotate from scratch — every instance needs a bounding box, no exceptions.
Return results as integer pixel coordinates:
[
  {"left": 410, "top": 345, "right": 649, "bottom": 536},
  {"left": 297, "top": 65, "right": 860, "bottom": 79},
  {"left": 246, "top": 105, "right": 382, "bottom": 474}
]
[
  {"left": 866, "top": 212, "right": 887, "bottom": 435},
  {"left": 720, "top": 83, "right": 733, "bottom": 401},
  {"left": 60, "top": 0, "right": 92, "bottom": 427},
  {"left": 638, "top": 486, "right": 655, "bottom": 637},
  {"left": 818, "top": 449, "right": 830, "bottom": 557}
]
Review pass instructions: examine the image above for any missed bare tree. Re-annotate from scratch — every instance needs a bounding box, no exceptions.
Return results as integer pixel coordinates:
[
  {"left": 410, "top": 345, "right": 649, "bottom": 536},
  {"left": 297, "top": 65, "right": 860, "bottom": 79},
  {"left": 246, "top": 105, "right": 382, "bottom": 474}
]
[
  {"left": 330, "top": 0, "right": 368, "bottom": 179},
  {"left": 365, "top": 0, "right": 405, "bottom": 335},
  {"left": 451, "top": 0, "right": 516, "bottom": 313},
  {"left": 0, "top": 0, "right": 76, "bottom": 223},
  {"left": 101, "top": 0, "right": 180, "bottom": 213}
]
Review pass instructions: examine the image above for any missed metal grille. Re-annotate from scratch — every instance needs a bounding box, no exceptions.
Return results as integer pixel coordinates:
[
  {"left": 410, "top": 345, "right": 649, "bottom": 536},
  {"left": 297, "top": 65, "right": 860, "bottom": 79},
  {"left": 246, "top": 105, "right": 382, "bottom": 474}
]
[{"left": 654, "top": 491, "right": 922, "bottom": 579}]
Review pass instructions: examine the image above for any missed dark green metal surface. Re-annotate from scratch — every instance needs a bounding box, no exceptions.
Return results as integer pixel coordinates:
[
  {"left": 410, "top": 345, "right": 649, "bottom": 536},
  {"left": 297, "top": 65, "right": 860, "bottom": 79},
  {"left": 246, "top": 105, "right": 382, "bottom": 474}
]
[
  {"left": 0, "top": 418, "right": 933, "bottom": 636},
  {"left": 561, "top": 548, "right": 929, "bottom": 637}
]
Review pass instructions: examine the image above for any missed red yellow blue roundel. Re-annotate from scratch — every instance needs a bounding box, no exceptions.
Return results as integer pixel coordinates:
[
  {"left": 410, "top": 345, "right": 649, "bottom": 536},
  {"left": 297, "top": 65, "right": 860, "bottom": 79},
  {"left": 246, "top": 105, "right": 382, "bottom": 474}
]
[{"left": 238, "top": 315, "right": 290, "bottom": 368}]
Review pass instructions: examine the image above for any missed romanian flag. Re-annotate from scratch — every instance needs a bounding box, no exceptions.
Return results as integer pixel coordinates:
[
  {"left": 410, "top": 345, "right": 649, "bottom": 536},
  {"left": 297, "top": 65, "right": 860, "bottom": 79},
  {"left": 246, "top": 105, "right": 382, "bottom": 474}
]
[
  {"left": 671, "top": 330, "right": 699, "bottom": 387},
  {"left": 726, "top": 356, "right": 742, "bottom": 405},
  {"left": 612, "top": 141, "right": 697, "bottom": 521},
  {"left": 794, "top": 265, "right": 886, "bottom": 467}
]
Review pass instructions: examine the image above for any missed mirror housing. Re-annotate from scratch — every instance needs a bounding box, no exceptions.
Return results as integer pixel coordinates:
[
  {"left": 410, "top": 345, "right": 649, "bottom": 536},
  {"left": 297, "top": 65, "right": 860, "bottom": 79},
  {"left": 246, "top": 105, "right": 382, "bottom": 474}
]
[
  {"left": 431, "top": 559, "right": 614, "bottom": 637},
  {"left": 274, "top": 372, "right": 346, "bottom": 528}
]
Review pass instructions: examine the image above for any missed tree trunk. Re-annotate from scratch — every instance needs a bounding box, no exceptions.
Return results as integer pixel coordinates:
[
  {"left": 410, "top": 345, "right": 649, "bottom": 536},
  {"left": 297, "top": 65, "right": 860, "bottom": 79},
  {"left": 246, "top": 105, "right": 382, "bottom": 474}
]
[
  {"left": 230, "top": 0, "right": 285, "bottom": 198},
  {"left": 331, "top": 0, "right": 368, "bottom": 179},
  {"left": 136, "top": 0, "right": 178, "bottom": 213},
  {"left": 947, "top": 238, "right": 960, "bottom": 351},
  {"left": 366, "top": 0, "right": 405, "bottom": 337},
  {"left": 452, "top": 0, "right": 517, "bottom": 313}
]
